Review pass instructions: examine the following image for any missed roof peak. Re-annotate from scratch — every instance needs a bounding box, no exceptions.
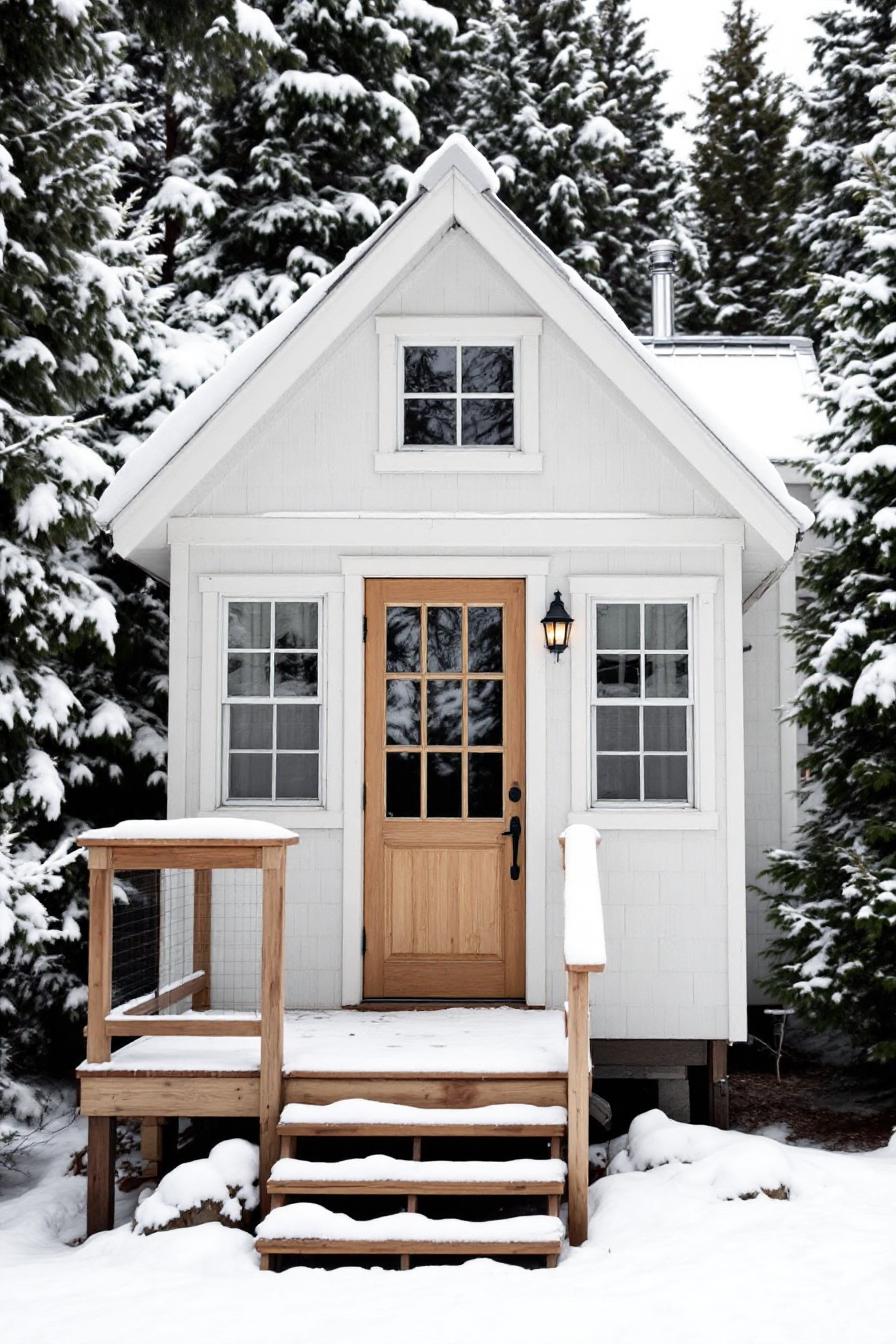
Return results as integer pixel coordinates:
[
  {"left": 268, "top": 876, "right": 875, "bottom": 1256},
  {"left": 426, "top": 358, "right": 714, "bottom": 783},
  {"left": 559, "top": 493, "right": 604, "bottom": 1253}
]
[{"left": 406, "top": 133, "right": 500, "bottom": 202}]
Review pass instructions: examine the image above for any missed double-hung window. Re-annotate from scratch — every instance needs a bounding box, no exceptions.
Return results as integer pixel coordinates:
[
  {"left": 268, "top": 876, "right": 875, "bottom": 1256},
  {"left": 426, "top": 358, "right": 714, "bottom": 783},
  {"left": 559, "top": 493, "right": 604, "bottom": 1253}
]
[{"left": 223, "top": 599, "right": 322, "bottom": 803}]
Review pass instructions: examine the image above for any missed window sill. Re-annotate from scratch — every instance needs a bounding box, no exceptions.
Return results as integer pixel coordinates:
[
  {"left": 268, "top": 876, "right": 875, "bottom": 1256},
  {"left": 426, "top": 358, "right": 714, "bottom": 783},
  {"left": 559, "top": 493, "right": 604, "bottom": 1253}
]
[
  {"left": 203, "top": 807, "right": 344, "bottom": 830},
  {"left": 567, "top": 809, "right": 719, "bottom": 831},
  {"left": 374, "top": 451, "right": 543, "bottom": 474}
]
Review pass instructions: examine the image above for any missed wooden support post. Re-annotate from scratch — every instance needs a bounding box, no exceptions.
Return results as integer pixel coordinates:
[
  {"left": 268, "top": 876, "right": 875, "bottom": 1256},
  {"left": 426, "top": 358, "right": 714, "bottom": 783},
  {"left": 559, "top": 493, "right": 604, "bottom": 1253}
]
[
  {"left": 192, "top": 869, "right": 212, "bottom": 1010},
  {"left": 566, "top": 968, "right": 590, "bottom": 1248},
  {"left": 86, "top": 849, "right": 113, "bottom": 1065},
  {"left": 140, "top": 1119, "right": 162, "bottom": 1179},
  {"left": 259, "top": 846, "right": 286, "bottom": 1212},
  {"left": 708, "top": 1040, "right": 729, "bottom": 1129},
  {"left": 86, "top": 1116, "right": 116, "bottom": 1235}
]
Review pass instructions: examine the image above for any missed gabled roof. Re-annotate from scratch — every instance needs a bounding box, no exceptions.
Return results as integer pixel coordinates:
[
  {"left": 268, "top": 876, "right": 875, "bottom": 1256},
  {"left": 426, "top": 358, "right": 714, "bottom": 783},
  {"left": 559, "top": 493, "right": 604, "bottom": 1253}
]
[{"left": 98, "top": 133, "right": 813, "bottom": 561}]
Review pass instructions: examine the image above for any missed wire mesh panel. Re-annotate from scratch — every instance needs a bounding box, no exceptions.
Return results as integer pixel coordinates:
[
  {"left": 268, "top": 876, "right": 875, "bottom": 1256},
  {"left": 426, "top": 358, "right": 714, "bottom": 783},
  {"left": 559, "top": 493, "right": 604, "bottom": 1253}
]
[
  {"left": 111, "top": 872, "right": 162, "bottom": 1010},
  {"left": 210, "top": 869, "right": 262, "bottom": 1011}
]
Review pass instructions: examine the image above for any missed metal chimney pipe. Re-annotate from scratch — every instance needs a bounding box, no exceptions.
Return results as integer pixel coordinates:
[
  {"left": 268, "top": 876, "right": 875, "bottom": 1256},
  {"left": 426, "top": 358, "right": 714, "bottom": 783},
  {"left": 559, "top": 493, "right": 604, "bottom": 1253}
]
[{"left": 648, "top": 238, "right": 677, "bottom": 338}]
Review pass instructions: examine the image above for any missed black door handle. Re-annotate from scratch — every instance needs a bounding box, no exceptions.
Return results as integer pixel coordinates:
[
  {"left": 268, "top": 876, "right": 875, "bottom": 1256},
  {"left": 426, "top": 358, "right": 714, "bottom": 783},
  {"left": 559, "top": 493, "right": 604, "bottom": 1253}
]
[{"left": 502, "top": 815, "right": 522, "bottom": 881}]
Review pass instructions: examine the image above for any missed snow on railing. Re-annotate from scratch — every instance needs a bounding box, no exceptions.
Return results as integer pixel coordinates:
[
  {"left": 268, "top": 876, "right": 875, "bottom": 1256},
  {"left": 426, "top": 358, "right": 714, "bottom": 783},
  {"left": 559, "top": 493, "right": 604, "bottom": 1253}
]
[{"left": 560, "top": 823, "right": 605, "bottom": 972}]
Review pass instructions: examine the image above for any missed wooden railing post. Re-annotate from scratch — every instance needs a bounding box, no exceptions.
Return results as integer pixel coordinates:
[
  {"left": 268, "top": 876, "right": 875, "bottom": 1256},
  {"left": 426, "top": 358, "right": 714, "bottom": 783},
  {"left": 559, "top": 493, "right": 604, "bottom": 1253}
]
[
  {"left": 192, "top": 869, "right": 212, "bottom": 1010},
  {"left": 566, "top": 968, "right": 590, "bottom": 1247},
  {"left": 259, "top": 844, "right": 286, "bottom": 1211},
  {"left": 86, "top": 847, "right": 112, "bottom": 1065}
]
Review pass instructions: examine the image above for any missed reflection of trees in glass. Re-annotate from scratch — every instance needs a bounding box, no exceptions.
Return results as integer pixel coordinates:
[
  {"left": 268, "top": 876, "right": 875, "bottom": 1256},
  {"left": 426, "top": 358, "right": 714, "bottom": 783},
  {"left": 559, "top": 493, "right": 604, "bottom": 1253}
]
[
  {"left": 386, "top": 607, "right": 420, "bottom": 672},
  {"left": 427, "top": 607, "right": 462, "bottom": 672}
]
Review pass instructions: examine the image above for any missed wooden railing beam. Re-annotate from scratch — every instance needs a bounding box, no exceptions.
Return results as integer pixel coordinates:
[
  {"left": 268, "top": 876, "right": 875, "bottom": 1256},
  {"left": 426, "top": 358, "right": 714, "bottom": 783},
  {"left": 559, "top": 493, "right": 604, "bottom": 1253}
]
[
  {"left": 566, "top": 968, "right": 591, "bottom": 1247},
  {"left": 259, "top": 846, "right": 286, "bottom": 1211},
  {"left": 192, "top": 869, "right": 212, "bottom": 1010}
]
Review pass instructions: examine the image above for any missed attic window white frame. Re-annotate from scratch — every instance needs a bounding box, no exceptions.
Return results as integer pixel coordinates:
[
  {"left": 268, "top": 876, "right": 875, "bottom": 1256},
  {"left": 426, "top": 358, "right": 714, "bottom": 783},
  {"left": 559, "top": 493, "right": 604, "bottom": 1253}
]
[{"left": 375, "top": 316, "right": 543, "bottom": 473}]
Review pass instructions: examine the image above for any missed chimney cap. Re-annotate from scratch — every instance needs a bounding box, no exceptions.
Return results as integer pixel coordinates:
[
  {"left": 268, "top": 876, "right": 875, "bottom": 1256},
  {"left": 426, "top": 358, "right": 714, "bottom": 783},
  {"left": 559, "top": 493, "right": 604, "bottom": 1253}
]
[{"left": 647, "top": 238, "right": 678, "bottom": 269}]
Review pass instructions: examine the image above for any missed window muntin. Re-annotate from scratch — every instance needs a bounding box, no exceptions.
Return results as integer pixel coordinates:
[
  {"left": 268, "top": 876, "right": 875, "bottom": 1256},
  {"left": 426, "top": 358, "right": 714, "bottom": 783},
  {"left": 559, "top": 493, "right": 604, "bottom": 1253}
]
[
  {"left": 224, "top": 599, "right": 322, "bottom": 803},
  {"left": 591, "top": 601, "right": 692, "bottom": 805},
  {"left": 402, "top": 344, "right": 516, "bottom": 448}
]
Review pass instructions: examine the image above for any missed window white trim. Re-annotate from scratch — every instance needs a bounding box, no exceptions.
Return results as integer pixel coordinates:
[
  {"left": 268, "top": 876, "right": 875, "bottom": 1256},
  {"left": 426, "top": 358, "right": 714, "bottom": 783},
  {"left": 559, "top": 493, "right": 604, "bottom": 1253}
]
[
  {"left": 569, "top": 576, "right": 718, "bottom": 830},
  {"left": 198, "top": 574, "right": 344, "bottom": 825},
  {"left": 375, "top": 315, "right": 542, "bottom": 473}
]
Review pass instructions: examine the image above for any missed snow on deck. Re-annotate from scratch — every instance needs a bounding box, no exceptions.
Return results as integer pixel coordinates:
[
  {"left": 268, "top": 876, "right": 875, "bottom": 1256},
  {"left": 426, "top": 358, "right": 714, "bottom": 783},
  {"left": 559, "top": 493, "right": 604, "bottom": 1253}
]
[
  {"left": 78, "top": 817, "right": 296, "bottom": 841},
  {"left": 256, "top": 1204, "right": 564, "bottom": 1243},
  {"left": 78, "top": 1007, "right": 568, "bottom": 1075}
]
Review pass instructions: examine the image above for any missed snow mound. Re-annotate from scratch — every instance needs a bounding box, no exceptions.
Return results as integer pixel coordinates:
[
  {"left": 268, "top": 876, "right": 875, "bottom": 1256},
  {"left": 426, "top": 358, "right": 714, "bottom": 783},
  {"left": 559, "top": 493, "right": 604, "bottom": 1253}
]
[
  {"left": 134, "top": 1139, "right": 259, "bottom": 1235},
  {"left": 79, "top": 817, "right": 295, "bottom": 842}
]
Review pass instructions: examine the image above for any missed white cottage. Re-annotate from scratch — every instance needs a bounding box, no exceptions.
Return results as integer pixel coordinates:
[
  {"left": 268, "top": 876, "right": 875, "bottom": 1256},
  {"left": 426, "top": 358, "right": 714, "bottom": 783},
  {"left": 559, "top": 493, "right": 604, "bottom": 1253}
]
[{"left": 93, "top": 136, "right": 815, "bottom": 1129}]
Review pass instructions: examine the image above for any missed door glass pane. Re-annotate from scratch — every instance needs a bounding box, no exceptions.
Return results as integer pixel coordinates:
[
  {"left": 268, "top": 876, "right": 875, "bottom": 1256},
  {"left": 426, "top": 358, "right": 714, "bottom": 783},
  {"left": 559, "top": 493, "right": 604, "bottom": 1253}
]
[
  {"left": 645, "top": 603, "right": 688, "bottom": 651},
  {"left": 227, "top": 653, "right": 270, "bottom": 697},
  {"left": 427, "top": 606, "right": 462, "bottom": 672},
  {"left": 228, "top": 601, "right": 270, "bottom": 650},
  {"left": 229, "top": 753, "right": 272, "bottom": 799},
  {"left": 596, "top": 654, "right": 640, "bottom": 697},
  {"left": 595, "top": 755, "right": 640, "bottom": 800},
  {"left": 468, "top": 606, "right": 502, "bottom": 672},
  {"left": 386, "top": 680, "right": 420, "bottom": 746},
  {"left": 386, "top": 607, "right": 420, "bottom": 673},
  {"left": 275, "top": 602, "right": 318, "bottom": 650},
  {"left": 276, "top": 753, "right": 319, "bottom": 800},
  {"left": 386, "top": 752, "right": 420, "bottom": 817},
  {"left": 462, "top": 345, "right": 513, "bottom": 393},
  {"left": 643, "top": 705, "right": 687, "bottom": 752},
  {"left": 404, "top": 399, "right": 456, "bottom": 445},
  {"left": 273, "top": 652, "right": 318, "bottom": 697},
  {"left": 404, "top": 345, "right": 456, "bottom": 393},
  {"left": 595, "top": 603, "right": 639, "bottom": 650},
  {"left": 468, "top": 753, "right": 503, "bottom": 817},
  {"left": 426, "top": 753, "right": 462, "bottom": 817},
  {"left": 229, "top": 704, "right": 273, "bottom": 750},
  {"left": 461, "top": 399, "right": 514, "bottom": 446},
  {"left": 427, "top": 679, "right": 462, "bottom": 745},
  {"left": 277, "top": 704, "right": 319, "bottom": 750},
  {"left": 468, "top": 680, "right": 502, "bottom": 746},
  {"left": 594, "top": 705, "right": 639, "bottom": 752},
  {"left": 645, "top": 655, "right": 689, "bottom": 698},
  {"left": 644, "top": 755, "right": 688, "bottom": 801}
]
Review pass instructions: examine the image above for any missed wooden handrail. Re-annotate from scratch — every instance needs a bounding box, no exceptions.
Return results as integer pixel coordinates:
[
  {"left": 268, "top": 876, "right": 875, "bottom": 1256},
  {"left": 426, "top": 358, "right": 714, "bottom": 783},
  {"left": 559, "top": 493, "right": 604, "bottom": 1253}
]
[
  {"left": 113, "top": 971, "right": 207, "bottom": 1018},
  {"left": 559, "top": 824, "right": 604, "bottom": 1248}
]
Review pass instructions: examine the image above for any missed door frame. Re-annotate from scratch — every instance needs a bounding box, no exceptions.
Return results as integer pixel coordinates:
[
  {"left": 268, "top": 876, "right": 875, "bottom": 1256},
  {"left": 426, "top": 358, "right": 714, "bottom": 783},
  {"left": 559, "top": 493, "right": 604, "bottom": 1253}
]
[{"left": 341, "top": 555, "right": 550, "bottom": 1007}]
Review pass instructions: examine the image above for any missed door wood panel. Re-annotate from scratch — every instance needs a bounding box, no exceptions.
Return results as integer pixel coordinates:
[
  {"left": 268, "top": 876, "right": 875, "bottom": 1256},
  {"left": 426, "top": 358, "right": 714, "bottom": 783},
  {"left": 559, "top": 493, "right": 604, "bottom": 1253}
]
[{"left": 363, "top": 579, "right": 525, "bottom": 999}]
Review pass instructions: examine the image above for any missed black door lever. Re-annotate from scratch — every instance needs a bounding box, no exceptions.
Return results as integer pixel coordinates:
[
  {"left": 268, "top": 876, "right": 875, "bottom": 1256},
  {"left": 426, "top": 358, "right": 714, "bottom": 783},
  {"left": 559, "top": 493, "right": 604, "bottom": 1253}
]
[{"left": 502, "top": 815, "right": 522, "bottom": 881}]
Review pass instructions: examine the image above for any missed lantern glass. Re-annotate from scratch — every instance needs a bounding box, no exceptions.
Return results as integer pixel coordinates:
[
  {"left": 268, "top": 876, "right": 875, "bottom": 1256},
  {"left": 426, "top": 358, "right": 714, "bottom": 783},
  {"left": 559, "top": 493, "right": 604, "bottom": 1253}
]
[{"left": 541, "top": 591, "right": 573, "bottom": 659}]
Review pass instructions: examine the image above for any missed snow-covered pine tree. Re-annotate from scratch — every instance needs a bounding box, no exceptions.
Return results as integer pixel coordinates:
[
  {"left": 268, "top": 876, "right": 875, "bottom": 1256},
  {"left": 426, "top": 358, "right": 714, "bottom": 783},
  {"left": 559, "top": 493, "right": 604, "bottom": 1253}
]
[
  {"left": 0, "top": 0, "right": 160, "bottom": 1112},
  {"left": 761, "top": 52, "right": 896, "bottom": 1063},
  {"left": 689, "top": 0, "right": 800, "bottom": 335}
]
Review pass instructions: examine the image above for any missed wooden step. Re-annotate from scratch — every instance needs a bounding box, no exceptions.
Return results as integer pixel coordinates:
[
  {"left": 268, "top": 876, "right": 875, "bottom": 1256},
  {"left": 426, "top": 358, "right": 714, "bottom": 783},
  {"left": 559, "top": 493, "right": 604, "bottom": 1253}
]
[
  {"left": 256, "top": 1205, "right": 564, "bottom": 1268},
  {"left": 278, "top": 1099, "right": 568, "bottom": 1137},
  {"left": 268, "top": 1154, "right": 567, "bottom": 1196}
]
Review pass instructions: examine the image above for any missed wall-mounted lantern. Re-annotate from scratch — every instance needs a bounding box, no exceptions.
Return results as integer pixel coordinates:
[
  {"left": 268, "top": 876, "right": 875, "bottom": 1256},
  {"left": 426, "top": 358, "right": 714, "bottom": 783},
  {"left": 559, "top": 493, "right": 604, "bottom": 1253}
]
[{"left": 541, "top": 590, "right": 573, "bottom": 661}]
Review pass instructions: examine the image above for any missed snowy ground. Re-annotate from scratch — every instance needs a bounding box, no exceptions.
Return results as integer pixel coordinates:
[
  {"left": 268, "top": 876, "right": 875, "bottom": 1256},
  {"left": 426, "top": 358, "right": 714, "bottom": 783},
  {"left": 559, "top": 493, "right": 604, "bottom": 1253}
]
[{"left": 2, "top": 1100, "right": 895, "bottom": 1344}]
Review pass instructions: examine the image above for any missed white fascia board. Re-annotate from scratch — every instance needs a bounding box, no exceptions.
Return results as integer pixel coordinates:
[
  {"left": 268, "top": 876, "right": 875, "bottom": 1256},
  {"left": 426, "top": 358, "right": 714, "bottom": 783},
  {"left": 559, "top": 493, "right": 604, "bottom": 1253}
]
[{"left": 450, "top": 178, "right": 801, "bottom": 563}]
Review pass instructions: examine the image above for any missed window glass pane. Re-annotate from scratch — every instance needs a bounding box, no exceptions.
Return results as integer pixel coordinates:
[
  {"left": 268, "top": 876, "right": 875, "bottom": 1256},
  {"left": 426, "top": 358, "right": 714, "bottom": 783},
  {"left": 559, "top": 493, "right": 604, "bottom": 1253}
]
[
  {"left": 468, "top": 606, "right": 502, "bottom": 672},
  {"left": 427, "top": 679, "right": 462, "bottom": 745},
  {"left": 595, "top": 755, "right": 640, "bottom": 801},
  {"left": 594, "top": 705, "right": 639, "bottom": 752},
  {"left": 596, "top": 654, "right": 640, "bottom": 697},
  {"left": 645, "top": 654, "right": 689, "bottom": 698},
  {"left": 275, "top": 602, "right": 318, "bottom": 650},
  {"left": 229, "top": 753, "right": 272, "bottom": 799},
  {"left": 462, "top": 345, "right": 513, "bottom": 393},
  {"left": 386, "top": 607, "right": 420, "bottom": 673},
  {"left": 469, "top": 753, "right": 503, "bottom": 817},
  {"left": 228, "top": 602, "right": 270, "bottom": 650},
  {"left": 273, "top": 652, "right": 317, "bottom": 697},
  {"left": 229, "top": 704, "right": 273, "bottom": 750},
  {"left": 644, "top": 705, "right": 687, "bottom": 753},
  {"left": 227, "top": 653, "right": 270, "bottom": 697},
  {"left": 461, "top": 398, "right": 514, "bottom": 446},
  {"left": 595, "top": 604, "right": 640, "bottom": 650},
  {"left": 644, "top": 755, "right": 688, "bottom": 801},
  {"left": 427, "top": 752, "right": 462, "bottom": 817},
  {"left": 386, "top": 752, "right": 420, "bottom": 817},
  {"left": 427, "top": 606, "right": 462, "bottom": 672},
  {"left": 645, "top": 603, "right": 688, "bottom": 651},
  {"left": 387, "top": 679, "right": 420, "bottom": 746},
  {"left": 276, "top": 753, "right": 319, "bottom": 801},
  {"left": 277, "top": 704, "right": 319, "bottom": 750},
  {"left": 468, "top": 679, "right": 502, "bottom": 746},
  {"left": 404, "top": 398, "right": 457, "bottom": 445},
  {"left": 404, "top": 345, "right": 456, "bottom": 393}
]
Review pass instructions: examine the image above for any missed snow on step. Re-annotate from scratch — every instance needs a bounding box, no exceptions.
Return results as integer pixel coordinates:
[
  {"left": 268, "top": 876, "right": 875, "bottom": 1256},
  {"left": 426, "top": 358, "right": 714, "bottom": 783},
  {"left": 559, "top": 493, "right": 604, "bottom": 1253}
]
[
  {"left": 279, "top": 1100, "right": 567, "bottom": 1128},
  {"left": 270, "top": 1155, "right": 567, "bottom": 1184},
  {"left": 256, "top": 1204, "right": 564, "bottom": 1245}
]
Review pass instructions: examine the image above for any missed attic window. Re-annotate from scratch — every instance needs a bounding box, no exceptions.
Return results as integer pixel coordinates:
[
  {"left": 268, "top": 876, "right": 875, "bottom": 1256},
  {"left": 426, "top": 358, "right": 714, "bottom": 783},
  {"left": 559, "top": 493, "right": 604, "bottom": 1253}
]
[{"left": 403, "top": 345, "right": 515, "bottom": 447}]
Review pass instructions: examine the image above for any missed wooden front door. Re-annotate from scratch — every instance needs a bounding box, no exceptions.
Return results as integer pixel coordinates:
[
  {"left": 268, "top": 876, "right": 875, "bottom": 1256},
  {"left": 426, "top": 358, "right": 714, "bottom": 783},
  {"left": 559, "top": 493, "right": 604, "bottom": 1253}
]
[{"left": 363, "top": 579, "right": 526, "bottom": 999}]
